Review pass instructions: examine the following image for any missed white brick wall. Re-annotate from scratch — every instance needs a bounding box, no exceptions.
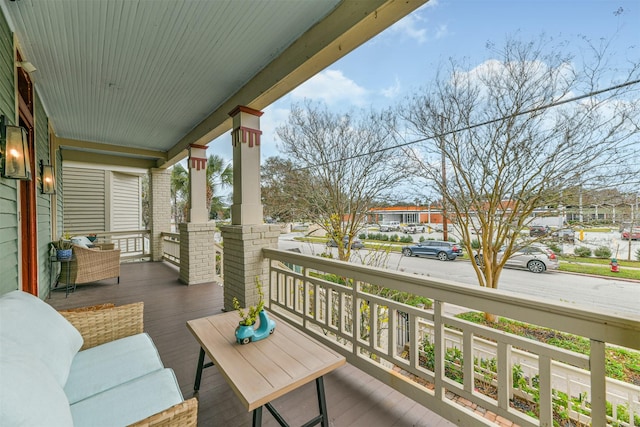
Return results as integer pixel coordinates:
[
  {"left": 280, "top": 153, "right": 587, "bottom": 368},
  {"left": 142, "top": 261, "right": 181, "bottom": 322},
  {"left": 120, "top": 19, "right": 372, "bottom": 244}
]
[
  {"left": 150, "top": 168, "right": 171, "bottom": 261},
  {"left": 220, "top": 224, "right": 280, "bottom": 311},
  {"left": 178, "top": 222, "right": 219, "bottom": 285}
]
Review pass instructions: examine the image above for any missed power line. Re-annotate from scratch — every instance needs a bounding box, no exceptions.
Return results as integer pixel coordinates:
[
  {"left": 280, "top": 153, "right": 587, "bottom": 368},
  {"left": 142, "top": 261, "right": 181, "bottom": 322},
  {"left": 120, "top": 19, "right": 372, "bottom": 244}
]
[{"left": 291, "top": 78, "right": 640, "bottom": 172}]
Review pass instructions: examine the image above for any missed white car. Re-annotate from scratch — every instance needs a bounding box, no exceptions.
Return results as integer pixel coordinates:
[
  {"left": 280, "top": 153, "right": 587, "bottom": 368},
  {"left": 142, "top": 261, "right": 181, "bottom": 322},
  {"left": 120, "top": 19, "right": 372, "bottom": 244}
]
[
  {"left": 379, "top": 221, "right": 401, "bottom": 232},
  {"left": 402, "top": 223, "right": 425, "bottom": 234},
  {"left": 475, "top": 245, "right": 559, "bottom": 273}
]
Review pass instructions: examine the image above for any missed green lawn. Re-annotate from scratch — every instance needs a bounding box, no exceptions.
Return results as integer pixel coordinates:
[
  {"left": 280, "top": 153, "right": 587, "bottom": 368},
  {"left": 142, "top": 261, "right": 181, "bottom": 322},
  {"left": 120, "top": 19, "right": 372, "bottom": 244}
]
[
  {"left": 559, "top": 262, "right": 640, "bottom": 280},
  {"left": 559, "top": 255, "right": 639, "bottom": 268}
]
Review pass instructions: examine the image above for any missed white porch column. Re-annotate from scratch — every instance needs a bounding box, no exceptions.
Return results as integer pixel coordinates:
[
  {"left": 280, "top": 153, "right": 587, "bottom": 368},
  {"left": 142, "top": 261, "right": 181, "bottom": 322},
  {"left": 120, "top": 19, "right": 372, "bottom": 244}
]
[
  {"left": 178, "top": 145, "right": 217, "bottom": 285},
  {"left": 188, "top": 144, "right": 208, "bottom": 223},
  {"left": 222, "top": 106, "right": 277, "bottom": 311},
  {"left": 149, "top": 168, "right": 171, "bottom": 262},
  {"left": 230, "top": 106, "right": 263, "bottom": 225}
]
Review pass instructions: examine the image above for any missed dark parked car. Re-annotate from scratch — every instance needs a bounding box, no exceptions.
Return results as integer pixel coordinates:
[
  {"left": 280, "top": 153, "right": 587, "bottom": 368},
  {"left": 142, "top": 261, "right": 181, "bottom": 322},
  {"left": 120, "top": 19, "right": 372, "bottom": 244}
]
[
  {"left": 326, "top": 237, "right": 365, "bottom": 249},
  {"left": 401, "top": 241, "right": 462, "bottom": 261},
  {"left": 529, "top": 225, "right": 550, "bottom": 237},
  {"left": 551, "top": 228, "right": 575, "bottom": 243}
]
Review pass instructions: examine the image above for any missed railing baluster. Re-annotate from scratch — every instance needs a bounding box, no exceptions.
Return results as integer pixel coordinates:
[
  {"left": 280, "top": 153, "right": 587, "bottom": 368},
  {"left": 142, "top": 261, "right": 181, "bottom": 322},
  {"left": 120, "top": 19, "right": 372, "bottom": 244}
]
[
  {"left": 412, "top": 313, "right": 419, "bottom": 372},
  {"left": 590, "top": 339, "right": 606, "bottom": 426},
  {"left": 463, "top": 330, "right": 473, "bottom": 394},
  {"left": 538, "top": 354, "right": 552, "bottom": 427},
  {"left": 497, "top": 341, "right": 510, "bottom": 410},
  {"left": 434, "top": 301, "right": 444, "bottom": 401},
  {"left": 388, "top": 307, "right": 396, "bottom": 358}
]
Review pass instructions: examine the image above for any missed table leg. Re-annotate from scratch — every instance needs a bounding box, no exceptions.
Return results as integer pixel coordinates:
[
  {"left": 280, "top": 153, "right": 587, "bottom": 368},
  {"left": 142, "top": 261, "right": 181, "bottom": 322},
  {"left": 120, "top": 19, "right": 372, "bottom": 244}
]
[
  {"left": 265, "top": 403, "right": 289, "bottom": 426},
  {"left": 316, "top": 377, "right": 328, "bottom": 427},
  {"left": 65, "top": 260, "right": 72, "bottom": 298},
  {"left": 194, "top": 347, "right": 206, "bottom": 392},
  {"left": 253, "top": 406, "right": 263, "bottom": 427},
  {"left": 193, "top": 347, "right": 215, "bottom": 393},
  {"left": 258, "top": 376, "right": 328, "bottom": 427}
]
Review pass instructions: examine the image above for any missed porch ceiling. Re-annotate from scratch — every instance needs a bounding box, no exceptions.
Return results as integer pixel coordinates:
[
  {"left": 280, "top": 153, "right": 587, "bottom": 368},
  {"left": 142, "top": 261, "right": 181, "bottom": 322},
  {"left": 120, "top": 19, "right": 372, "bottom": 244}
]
[{"left": 1, "top": 0, "right": 428, "bottom": 168}]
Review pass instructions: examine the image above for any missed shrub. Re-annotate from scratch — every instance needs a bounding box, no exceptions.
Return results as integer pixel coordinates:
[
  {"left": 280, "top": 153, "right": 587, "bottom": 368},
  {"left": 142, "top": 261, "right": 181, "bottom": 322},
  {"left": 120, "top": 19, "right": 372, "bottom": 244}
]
[
  {"left": 389, "top": 234, "right": 400, "bottom": 242},
  {"left": 594, "top": 246, "right": 612, "bottom": 258},
  {"left": 419, "top": 236, "right": 425, "bottom": 243},
  {"left": 359, "top": 233, "right": 367, "bottom": 240},
  {"left": 574, "top": 246, "right": 592, "bottom": 257},
  {"left": 636, "top": 248, "right": 640, "bottom": 261},
  {"left": 471, "top": 239, "right": 480, "bottom": 249},
  {"left": 366, "top": 233, "right": 388, "bottom": 242},
  {"left": 399, "top": 235, "right": 413, "bottom": 243}
]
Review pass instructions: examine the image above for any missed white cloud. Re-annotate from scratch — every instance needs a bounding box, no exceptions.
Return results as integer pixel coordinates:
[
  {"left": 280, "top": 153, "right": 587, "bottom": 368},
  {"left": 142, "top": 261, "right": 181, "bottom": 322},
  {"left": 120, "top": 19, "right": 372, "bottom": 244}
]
[
  {"left": 290, "top": 69, "right": 368, "bottom": 107},
  {"left": 384, "top": 1, "right": 448, "bottom": 44},
  {"left": 381, "top": 76, "right": 402, "bottom": 99},
  {"left": 389, "top": 13, "right": 428, "bottom": 44}
]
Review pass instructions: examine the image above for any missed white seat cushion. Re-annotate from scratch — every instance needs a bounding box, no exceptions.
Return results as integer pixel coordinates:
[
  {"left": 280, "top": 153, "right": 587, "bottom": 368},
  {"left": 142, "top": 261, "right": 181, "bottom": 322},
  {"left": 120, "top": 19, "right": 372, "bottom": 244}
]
[
  {"left": 64, "top": 333, "right": 164, "bottom": 404},
  {"left": 70, "top": 369, "right": 184, "bottom": 427},
  {"left": 0, "top": 290, "right": 83, "bottom": 386},
  {"left": 0, "top": 342, "right": 73, "bottom": 426}
]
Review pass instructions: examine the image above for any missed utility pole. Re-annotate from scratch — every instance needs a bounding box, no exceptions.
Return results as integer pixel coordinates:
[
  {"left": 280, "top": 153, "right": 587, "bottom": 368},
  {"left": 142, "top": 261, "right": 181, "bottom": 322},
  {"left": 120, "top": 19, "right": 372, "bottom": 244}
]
[
  {"left": 440, "top": 116, "right": 448, "bottom": 241},
  {"left": 629, "top": 194, "right": 637, "bottom": 261}
]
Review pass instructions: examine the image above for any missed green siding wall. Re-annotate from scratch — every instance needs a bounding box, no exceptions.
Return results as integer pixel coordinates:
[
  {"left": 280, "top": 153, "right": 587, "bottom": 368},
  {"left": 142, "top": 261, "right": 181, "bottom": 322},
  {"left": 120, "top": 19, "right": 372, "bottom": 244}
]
[{"left": 0, "top": 10, "right": 19, "bottom": 296}]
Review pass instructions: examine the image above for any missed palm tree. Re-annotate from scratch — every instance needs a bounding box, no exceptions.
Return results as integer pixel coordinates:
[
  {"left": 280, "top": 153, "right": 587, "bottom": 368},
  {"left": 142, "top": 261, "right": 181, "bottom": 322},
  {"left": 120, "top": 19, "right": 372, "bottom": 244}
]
[
  {"left": 206, "top": 155, "right": 233, "bottom": 219},
  {"left": 170, "top": 163, "right": 189, "bottom": 227}
]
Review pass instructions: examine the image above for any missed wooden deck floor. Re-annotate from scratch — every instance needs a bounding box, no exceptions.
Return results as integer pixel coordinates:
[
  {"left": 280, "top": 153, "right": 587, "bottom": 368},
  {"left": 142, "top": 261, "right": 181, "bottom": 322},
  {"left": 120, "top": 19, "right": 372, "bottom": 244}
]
[{"left": 48, "top": 261, "right": 455, "bottom": 427}]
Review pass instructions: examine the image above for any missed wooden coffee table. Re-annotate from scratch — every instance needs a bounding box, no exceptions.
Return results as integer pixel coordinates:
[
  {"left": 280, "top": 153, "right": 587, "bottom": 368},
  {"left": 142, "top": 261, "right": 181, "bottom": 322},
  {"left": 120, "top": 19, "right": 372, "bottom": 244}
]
[{"left": 187, "top": 310, "right": 346, "bottom": 426}]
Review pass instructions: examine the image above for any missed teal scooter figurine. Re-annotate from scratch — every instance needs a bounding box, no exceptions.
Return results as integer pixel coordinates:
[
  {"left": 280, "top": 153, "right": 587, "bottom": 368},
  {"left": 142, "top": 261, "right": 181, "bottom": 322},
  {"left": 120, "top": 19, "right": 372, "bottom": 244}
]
[{"left": 235, "top": 310, "right": 276, "bottom": 345}]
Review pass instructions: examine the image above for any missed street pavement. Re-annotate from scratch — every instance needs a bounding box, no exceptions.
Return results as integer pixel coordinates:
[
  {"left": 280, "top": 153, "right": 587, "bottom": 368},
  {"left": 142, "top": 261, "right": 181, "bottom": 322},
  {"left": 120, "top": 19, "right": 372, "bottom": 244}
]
[{"left": 277, "top": 234, "right": 640, "bottom": 318}]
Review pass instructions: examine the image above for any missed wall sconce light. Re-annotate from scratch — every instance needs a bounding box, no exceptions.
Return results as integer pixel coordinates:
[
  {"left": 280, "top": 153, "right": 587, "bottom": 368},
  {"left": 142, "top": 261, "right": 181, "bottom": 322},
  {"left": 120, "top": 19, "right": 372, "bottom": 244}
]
[
  {"left": 40, "top": 160, "right": 55, "bottom": 194},
  {"left": 0, "top": 115, "right": 32, "bottom": 180}
]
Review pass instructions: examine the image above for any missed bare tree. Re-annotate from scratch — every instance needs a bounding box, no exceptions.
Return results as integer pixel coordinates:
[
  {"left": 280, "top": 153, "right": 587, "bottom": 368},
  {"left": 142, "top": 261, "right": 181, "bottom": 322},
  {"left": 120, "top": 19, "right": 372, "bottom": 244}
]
[
  {"left": 399, "top": 36, "right": 640, "bottom": 304},
  {"left": 277, "top": 101, "right": 405, "bottom": 261},
  {"left": 261, "top": 156, "right": 310, "bottom": 223}
]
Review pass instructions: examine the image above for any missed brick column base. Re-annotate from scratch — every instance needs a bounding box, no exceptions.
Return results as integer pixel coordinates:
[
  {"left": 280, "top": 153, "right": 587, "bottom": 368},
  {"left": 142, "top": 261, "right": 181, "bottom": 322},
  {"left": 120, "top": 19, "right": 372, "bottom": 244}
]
[
  {"left": 220, "top": 224, "right": 280, "bottom": 311},
  {"left": 179, "top": 223, "right": 219, "bottom": 285}
]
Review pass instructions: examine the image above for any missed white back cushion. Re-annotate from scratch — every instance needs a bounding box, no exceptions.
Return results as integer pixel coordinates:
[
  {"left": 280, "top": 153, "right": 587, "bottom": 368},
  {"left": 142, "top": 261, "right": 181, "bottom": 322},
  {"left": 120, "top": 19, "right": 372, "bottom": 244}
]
[
  {"left": 0, "top": 290, "right": 83, "bottom": 386},
  {"left": 71, "top": 236, "right": 93, "bottom": 248}
]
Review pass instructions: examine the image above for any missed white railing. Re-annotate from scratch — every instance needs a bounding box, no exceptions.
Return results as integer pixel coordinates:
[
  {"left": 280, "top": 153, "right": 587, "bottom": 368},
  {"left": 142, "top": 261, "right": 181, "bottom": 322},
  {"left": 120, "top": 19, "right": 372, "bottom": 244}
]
[
  {"left": 161, "top": 232, "right": 180, "bottom": 267},
  {"left": 160, "top": 232, "right": 224, "bottom": 282},
  {"left": 263, "top": 248, "right": 640, "bottom": 427},
  {"left": 416, "top": 320, "right": 640, "bottom": 426},
  {"left": 69, "top": 229, "right": 151, "bottom": 261}
]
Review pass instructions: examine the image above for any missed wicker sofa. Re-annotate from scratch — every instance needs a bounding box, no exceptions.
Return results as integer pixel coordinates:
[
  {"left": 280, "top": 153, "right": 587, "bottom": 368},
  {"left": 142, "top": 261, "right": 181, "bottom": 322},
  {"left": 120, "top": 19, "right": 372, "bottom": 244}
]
[
  {"left": 0, "top": 291, "right": 197, "bottom": 426},
  {"left": 59, "top": 245, "right": 121, "bottom": 286}
]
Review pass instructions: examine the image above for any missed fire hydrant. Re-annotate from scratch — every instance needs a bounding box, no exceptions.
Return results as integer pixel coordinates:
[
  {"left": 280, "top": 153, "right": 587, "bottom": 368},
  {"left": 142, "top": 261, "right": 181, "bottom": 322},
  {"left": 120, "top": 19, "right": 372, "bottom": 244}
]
[{"left": 610, "top": 258, "right": 619, "bottom": 273}]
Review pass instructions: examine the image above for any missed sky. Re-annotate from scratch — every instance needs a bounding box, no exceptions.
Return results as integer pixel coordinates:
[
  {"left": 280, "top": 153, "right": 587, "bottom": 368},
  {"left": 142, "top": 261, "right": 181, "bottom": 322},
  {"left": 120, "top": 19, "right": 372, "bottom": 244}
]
[{"left": 206, "top": 0, "right": 640, "bottom": 166}]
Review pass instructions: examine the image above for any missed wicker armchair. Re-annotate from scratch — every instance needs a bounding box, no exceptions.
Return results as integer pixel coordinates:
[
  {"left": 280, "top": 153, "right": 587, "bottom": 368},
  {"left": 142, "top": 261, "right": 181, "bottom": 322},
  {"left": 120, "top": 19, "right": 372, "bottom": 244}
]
[
  {"left": 59, "top": 303, "right": 199, "bottom": 427},
  {"left": 59, "top": 245, "right": 121, "bottom": 285}
]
